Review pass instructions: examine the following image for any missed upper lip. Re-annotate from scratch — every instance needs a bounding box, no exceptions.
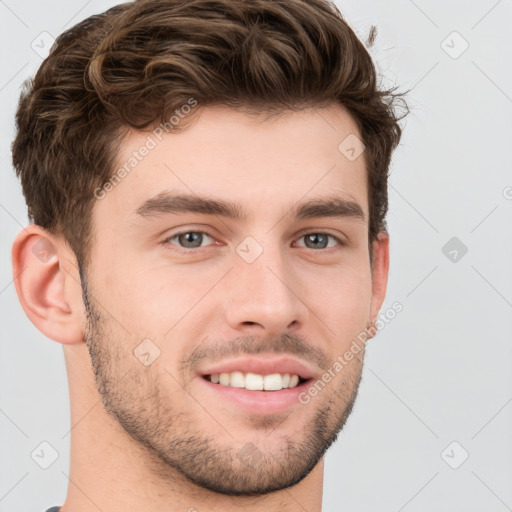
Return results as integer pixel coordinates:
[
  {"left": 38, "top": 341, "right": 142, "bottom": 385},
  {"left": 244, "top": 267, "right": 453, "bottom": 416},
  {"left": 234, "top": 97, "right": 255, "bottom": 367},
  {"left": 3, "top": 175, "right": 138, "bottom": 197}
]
[{"left": 197, "top": 356, "right": 316, "bottom": 380}]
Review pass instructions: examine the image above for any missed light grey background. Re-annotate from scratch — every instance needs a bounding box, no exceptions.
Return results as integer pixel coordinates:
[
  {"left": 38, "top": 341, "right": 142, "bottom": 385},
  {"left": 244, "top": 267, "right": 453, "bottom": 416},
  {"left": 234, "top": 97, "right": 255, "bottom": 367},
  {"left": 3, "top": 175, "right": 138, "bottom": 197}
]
[{"left": 1, "top": 1, "right": 511, "bottom": 511}]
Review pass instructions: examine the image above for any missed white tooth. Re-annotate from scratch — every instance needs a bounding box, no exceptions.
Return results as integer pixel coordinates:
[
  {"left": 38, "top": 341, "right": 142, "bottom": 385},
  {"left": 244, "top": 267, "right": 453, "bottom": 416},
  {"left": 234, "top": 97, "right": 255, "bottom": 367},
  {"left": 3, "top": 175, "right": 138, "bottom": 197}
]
[
  {"left": 288, "top": 374, "right": 299, "bottom": 388},
  {"left": 281, "top": 373, "right": 290, "bottom": 388},
  {"left": 219, "top": 373, "right": 230, "bottom": 386},
  {"left": 230, "top": 371, "right": 245, "bottom": 388},
  {"left": 245, "top": 372, "right": 264, "bottom": 390},
  {"left": 263, "top": 373, "right": 283, "bottom": 391},
  {"left": 211, "top": 373, "right": 220, "bottom": 384}
]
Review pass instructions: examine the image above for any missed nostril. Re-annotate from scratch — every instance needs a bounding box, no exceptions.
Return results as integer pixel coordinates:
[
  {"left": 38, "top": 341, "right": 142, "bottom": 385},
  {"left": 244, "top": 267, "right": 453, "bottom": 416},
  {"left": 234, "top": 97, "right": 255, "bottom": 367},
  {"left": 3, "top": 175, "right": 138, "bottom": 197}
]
[{"left": 242, "top": 321, "right": 258, "bottom": 326}]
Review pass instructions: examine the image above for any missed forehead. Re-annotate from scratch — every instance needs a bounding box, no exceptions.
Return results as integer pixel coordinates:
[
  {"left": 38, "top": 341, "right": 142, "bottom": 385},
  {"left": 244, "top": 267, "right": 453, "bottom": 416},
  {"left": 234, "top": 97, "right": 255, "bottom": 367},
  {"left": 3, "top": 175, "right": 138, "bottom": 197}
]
[{"left": 94, "top": 104, "right": 368, "bottom": 225}]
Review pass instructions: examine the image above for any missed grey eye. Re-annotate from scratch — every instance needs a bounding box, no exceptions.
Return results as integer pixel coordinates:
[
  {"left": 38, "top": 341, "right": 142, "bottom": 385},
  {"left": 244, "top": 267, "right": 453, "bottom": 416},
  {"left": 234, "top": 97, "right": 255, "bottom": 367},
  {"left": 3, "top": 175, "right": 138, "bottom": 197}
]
[
  {"left": 168, "top": 231, "right": 213, "bottom": 249},
  {"left": 296, "top": 233, "right": 342, "bottom": 250}
]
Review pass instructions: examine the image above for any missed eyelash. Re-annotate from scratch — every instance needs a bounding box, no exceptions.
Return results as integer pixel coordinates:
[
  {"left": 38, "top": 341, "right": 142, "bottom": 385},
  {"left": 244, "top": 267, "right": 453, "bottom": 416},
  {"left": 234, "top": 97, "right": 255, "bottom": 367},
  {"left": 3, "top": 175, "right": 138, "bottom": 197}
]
[{"left": 163, "top": 230, "right": 346, "bottom": 252}]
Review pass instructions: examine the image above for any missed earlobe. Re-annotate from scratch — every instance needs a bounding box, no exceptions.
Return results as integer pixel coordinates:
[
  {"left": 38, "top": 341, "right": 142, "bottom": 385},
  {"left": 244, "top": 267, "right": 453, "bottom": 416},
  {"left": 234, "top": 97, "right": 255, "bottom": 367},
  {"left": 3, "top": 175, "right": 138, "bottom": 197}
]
[
  {"left": 368, "top": 232, "right": 390, "bottom": 336},
  {"left": 11, "top": 225, "right": 85, "bottom": 345}
]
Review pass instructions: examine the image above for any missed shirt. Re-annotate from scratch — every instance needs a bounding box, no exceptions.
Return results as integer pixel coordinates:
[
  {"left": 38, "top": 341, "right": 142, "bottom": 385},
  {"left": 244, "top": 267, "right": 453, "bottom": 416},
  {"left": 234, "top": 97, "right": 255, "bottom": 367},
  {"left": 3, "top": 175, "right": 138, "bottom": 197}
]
[{"left": 45, "top": 507, "right": 61, "bottom": 512}]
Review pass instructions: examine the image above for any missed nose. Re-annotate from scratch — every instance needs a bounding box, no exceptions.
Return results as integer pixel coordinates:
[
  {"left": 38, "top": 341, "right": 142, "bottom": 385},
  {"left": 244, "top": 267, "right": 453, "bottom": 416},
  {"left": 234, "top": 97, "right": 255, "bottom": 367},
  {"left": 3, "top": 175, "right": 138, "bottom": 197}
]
[{"left": 223, "top": 241, "right": 309, "bottom": 337}]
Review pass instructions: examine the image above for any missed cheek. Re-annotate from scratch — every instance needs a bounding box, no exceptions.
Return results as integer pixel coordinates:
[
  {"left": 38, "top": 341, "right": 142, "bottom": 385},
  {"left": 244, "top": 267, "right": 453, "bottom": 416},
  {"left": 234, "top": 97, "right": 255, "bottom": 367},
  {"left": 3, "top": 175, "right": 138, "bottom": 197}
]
[
  {"left": 308, "top": 264, "right": 372, "bottom": 332},
  {"left": 93, "top": 248, "right": 179, "bottom": 306},
  {"left": 107, "top": 267, "right": 217, "bottom": 344}
]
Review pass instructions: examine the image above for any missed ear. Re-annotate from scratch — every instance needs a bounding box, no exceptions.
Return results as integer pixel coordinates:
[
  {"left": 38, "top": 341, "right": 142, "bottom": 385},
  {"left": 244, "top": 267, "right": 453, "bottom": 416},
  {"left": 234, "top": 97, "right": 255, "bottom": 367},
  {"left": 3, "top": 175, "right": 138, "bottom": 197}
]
[
  {"left": 11, "top": 225, "right": 85, "bottom": 345},
  {"left": 368, "top": 232, "right": 390, "bottom": 337}
]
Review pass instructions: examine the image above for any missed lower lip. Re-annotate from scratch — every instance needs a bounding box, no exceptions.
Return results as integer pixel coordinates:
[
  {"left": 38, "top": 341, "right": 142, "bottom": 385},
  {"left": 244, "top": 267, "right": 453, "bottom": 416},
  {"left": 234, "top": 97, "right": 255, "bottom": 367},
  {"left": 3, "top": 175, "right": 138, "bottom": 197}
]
[{"left": 197, "top": 376, "right": 312, "bottom": 414}]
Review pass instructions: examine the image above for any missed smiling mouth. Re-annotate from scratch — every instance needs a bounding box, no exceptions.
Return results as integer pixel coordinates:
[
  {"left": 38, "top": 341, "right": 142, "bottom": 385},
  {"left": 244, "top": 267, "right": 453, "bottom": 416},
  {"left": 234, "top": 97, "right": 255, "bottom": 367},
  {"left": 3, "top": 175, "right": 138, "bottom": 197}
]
[{"left": 203, "top": 371, "right": 309, "bottom": 391}]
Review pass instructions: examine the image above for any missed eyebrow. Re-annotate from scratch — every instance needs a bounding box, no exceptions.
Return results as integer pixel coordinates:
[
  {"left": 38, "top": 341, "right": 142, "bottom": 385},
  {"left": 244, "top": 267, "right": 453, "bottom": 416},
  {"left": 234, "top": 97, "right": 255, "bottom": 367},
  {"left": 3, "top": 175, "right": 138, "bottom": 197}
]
[{"left": 135, "top": 191, "right": 365, "bottom": 223}]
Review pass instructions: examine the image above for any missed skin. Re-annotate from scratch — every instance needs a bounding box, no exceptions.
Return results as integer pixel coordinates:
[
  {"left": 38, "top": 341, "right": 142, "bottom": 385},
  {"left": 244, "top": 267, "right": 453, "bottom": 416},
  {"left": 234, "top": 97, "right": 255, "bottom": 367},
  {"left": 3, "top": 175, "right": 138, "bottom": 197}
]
[{"left": 12, "top": 104, "right": 389, "bottom": 512}]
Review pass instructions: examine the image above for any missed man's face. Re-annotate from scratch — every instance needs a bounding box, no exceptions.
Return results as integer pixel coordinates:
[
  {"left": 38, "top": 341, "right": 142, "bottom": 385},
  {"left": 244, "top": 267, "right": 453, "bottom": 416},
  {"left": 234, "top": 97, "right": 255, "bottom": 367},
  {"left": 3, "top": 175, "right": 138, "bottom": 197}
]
[{"left": 82, "top": 104, "right": 385, "bottom": 495}]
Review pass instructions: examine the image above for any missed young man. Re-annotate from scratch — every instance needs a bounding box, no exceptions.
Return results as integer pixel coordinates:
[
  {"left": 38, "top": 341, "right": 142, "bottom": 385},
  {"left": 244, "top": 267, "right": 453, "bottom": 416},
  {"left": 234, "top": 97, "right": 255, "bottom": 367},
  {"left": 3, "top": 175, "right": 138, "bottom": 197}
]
[{"left": 11, "top": 0, "right": 405, "bottom": 510}]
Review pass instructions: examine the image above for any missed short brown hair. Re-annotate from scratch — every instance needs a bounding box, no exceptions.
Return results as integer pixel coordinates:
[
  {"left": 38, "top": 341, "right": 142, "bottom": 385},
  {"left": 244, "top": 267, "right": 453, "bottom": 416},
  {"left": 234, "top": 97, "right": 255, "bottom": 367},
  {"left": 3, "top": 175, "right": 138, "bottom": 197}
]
[{"left": 12, "top": 0, "right": 406, "bottom": 269}]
